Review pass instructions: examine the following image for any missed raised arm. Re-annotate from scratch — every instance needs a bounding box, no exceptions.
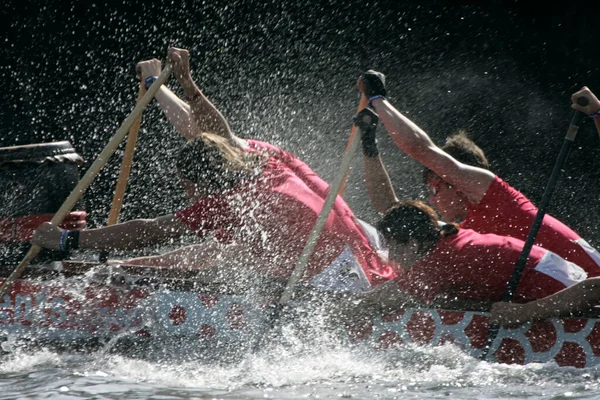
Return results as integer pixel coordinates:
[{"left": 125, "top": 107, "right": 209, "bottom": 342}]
[
  {"left": 167, "top": 47, "right": 247, "bottom": 148},
  {"left": 358, "top": 71, "right": 495, "bottom": 204},
  {"left": 354, "top": 107, "right": 398, "bottom": 213},
  {"left": 137, "top": 58, "right": 199, "bottom": 140},
  {"left": 31, "top": 214, "right": 189, "bottom": 251},
  {"left": 571, "top": 86, "right": 600, "bottom": 138},
  {"left": 136, "top": 55, "right": 244, "bottom": 148}
]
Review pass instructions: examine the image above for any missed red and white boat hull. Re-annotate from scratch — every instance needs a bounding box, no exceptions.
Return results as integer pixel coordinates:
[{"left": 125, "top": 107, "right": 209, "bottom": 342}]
[{"left": 1, "top": 269, "right": 598, "bottom": 368}]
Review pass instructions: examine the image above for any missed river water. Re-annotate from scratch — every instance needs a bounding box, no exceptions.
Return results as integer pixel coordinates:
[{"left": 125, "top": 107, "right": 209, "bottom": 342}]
[{"left": 2, "top": 324, "right": 600, "bottom": 399}]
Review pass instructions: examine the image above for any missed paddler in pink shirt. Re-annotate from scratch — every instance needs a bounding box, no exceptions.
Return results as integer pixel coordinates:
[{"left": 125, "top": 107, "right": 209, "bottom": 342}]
[{"left": 356, "top": 69, "right": 600, "bottom": 278}]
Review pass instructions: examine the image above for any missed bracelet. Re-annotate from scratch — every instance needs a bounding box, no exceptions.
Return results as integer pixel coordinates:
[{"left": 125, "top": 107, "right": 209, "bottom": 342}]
[
  {"left": 588, "top": 109, "right": 600, "bottom": 118},
  {"left": 368, "top": 95, "right": 386, "bottom": 107},
  {"left": 59, "top": 230, "right": 69, "bottom": 252},
  {"left": 144, "top": 76, "right": 159, "bottom": 90},
  {"left": 67, "top": 230, "right": 80, "bottom": 250}
]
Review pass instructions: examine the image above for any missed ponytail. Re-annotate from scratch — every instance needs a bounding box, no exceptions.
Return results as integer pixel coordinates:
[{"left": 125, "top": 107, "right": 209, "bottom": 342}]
[
  {"left": 440, "top": 222, "right": 459, "bottom": 238},
  {"left": 377, "top": 200, "right": 459, "bottom": 255}
]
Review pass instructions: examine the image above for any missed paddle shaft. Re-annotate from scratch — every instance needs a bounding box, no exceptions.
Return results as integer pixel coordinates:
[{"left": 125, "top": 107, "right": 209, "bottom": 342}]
[
  {"left": 0, "top": 65, "right": 172, "bottom": 297},
  {"left": 107, "top": 83, "right": 146, "bottom": 226},
  {"left": 480, "top": 105, "right": 587, "bottom": 360},
  {"left": 337, "top": 94, "right": 368, "bottom": 196},
  {"left": 249, "top": 125, "right": 365, "bottom": 354},
  {"left": 279, "top": 126, "right": 364, "bottom": 305}
]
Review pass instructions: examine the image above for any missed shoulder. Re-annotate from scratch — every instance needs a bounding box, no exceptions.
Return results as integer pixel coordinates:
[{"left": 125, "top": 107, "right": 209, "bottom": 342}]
[{"left": 488, "top": 176, "right": 531, "bottom": 200}]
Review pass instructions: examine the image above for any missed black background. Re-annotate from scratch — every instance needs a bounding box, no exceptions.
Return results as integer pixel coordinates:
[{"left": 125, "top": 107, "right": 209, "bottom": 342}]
[{"left": 2, "top": 0, "right": 600, "bottom": 244}]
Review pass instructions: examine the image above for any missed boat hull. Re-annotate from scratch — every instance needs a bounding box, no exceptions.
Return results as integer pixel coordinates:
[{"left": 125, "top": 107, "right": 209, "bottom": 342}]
[{"left": 1, "top": 263, "right": 598, "bottom": 368}]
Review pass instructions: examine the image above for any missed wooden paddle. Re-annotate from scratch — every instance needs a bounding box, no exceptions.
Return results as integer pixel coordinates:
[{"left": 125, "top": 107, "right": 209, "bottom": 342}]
[
  {"left": 249, "top": 114, "right": 371, "bottom": 353},
  {"left": 479, "top": 97, "right": 589, "bottom": 361},
  {"left": 337, "top": 94, "right": 368, "bottom": 196},
  {"left": 279, "top": 112, "right": 371, "bottom": 304},
  {"left": 0, "top": 64, "right": 172, "bottom": 297},
  {"left": 107, "top": 82, "right": 146, "bottom": 226}
]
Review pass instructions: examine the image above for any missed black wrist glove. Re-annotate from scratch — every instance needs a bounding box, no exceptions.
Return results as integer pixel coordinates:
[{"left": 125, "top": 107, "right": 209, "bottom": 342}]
[
  {"left": 360, "top": 70, "right": 387, "bottom": 98},
  {"left": 353, "top": 108, "right": 380, "bottom": 158}
]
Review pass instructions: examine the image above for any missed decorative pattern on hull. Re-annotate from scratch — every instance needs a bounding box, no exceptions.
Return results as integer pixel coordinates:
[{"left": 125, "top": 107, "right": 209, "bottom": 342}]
[{"left": 1, "top": 277, "right": 597, "bottom": 368}]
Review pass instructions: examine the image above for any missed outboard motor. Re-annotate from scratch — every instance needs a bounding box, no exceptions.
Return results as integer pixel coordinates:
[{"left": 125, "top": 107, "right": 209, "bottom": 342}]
[{"left": 0, "top": 141, "right": 87, "bottom": 269}]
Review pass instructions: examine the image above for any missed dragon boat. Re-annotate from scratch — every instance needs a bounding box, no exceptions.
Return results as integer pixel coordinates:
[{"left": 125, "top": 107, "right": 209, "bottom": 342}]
[
  {"left": 1, "top": 141, "right": 599, "bottom": 368},
  {"left": 1, "top": 260, "right": 600, "bottom": 368}
]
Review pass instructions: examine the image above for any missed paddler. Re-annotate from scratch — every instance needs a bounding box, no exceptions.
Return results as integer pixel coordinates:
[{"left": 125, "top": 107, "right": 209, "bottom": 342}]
[
  {"left": 355, "top": 70, "right": 600, "bottom": 278},
  {"left": 137, "top": 48, "right": 364, "bottom": 207},
  {"left": 138, "top": 47, "right": 390, "bottom": 271},
  {"left": 487, "top": 86, "right": 600, "bottom": 325},
  {"left": 30, "top": 49, "right": 396, "bottom": 293},
  {"left": 369, "top": 200, "right": 586, "bottom": 307}
]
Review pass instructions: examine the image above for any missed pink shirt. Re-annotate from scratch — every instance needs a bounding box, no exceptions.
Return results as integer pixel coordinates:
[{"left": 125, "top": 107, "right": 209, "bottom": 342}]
[
  {"left": 461, "top": 176, "right": 600, "bottom": 277},
  {"left": 395, "top": 229, "right": 584, "bottom": 303},
  {"left": 175, "top": 144, "right": 396, "bottom": 284}
]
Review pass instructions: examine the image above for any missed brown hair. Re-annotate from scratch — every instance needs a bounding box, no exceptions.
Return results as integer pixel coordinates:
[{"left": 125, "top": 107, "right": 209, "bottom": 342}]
[
  {"left": 376, "top": 200, "right": 459, "bottom": 255},
  {"left": 176, "top": 133, "right": 263, "bottom": 193},
  {"left": 423, "top": 130, "right": 490, "bottom": 183}
]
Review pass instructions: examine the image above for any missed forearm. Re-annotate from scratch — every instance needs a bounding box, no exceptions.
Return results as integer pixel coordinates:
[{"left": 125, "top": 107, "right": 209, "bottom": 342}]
[
  {"left": 491, "top": 278, "right": 600, "bottom": 325},
  {"left": 431, "top": 297, "right": 494, "bottom": 312},
  {"left": 362, "top": 280, "right": 422, "bottom": 311},
  {"left": 122, "top": 243, "right": 217, "bottom": 268},
  {"left": 594, "top": 117, "right": 600, "bottom": 139},
  {"left": 154, "top": 86, "right": 199, "bottom": 141},
  {"left": 524, "top": 278, "right": 600, "bottom": 319},
  {"left": 79, "top": 219, "right": 175, "bottom": 251},
  {"left": 120, "top": 253, "right": 180, "bottom": 267},
  {"left": 371, "top": 99, "right": 436, "bottom": 162},
  {"left": 178, "top": 76, "right": 235, "bottom": 142},
  {"left": 363, "top": 156, "right": 398, "bottom": 213}
]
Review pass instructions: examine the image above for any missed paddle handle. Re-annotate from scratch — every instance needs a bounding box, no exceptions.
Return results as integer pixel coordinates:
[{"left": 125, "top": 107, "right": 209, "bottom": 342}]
[
  {"left": 0, "top": 65, "right": 172, "bottom": 297},
  {"left": 107, "top": 83, "right": 146, "bottom": 225},
  {"left": 480, "top": 106, "right": 587, "bottom": 360},
  {"left": 279, "top": 126, "right": 364, "bottom": 305},
  {"left": 337, "top": 94, "right": 368, "bottom": 196}
]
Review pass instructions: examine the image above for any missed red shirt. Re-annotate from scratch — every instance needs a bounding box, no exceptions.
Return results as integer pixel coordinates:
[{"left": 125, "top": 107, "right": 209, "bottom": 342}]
[
  {"left": 247, "top": 140, "right": 335, "bottom": 202},
  {"left": 395, "top": 229, "right": 585, "bottom": 303},
  {"left": 461, "top": 176, "right": 600, "bottom": 277},
  {"left": 175, "top": 149, "right": 396, "bottom": 284}
]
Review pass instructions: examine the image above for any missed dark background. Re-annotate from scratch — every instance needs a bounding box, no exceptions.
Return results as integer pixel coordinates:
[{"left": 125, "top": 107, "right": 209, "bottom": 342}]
[{"left": 2, "top": 0, "right": 599, "bottom": 244}]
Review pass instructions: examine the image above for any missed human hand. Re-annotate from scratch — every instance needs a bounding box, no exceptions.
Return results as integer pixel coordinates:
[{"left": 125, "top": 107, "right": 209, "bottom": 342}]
[
  {"left": 30, "top": 222, "right": 63, "bottom": 250},
  {"left": 357, "top": 70, "right": 387, "bottom": 98},
  {"left": 135, "top": 59, "right": 162, "bottom": 81},
  {"left": 167, "top": 47, "right": 192, "bottom": 83},
  {"left": 571, "top": 86, "right": 600, "bottom": 117},
  {"left": 489, "top": 301, "right": 530, "bottom": 325}
]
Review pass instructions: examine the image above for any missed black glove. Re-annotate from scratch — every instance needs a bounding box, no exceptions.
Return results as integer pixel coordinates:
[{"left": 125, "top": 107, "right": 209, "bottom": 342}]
[
  {"left": 353, "top": 108, "right": 380, "bottom": 158},
  {"left": 360, "top": 70, "right": 387, "bottom": 98}
]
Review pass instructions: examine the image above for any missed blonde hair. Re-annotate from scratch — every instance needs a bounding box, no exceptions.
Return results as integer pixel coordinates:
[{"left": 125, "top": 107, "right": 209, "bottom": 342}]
[{"left": 176, "top": 132, "right": 264, "bottom": 193}]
